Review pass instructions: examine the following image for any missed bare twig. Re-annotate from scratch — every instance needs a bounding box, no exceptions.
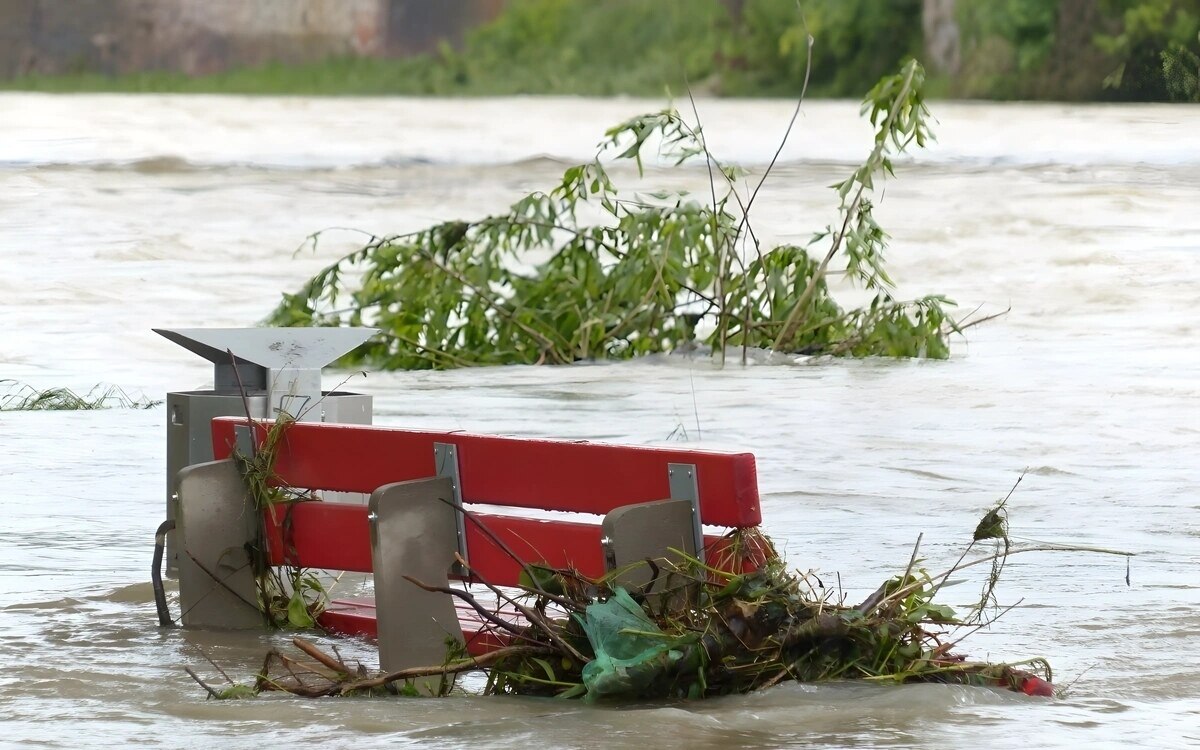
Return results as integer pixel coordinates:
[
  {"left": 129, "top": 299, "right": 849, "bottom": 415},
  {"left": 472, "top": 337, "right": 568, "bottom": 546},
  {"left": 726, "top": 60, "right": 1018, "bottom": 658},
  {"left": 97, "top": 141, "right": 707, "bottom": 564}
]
[
  {"left": 192, "top": 645, "right": 235, "bottom": 685},
  {"left": 773, "top": 60, "right": 918, "bottom": 351},
  {"left": 952, "top": 305, "right": 1011, "bottom": 333},
  {"left": 184, "top": 666, "right": 222, "bottom": 699},
  {"left": 340, "top": 644, "right": 556, "bottom": 693},
  {"left": 292, "top": 637, "right": 351, "bottom": 675},
  {"left": 437, "top": 498, "right": 581, "bottom": 611},
  {"left": 876, "top": 543, "right": 1134, "bottom": 615},
  {"left": 400, "top": 575, "right": 545, "bottom": 643},
  {"left": 743, "top": 1, "right": 814, "bottom": 224},
  {"left": 452, "top": 553, "right": 590, "bottom": 664}
]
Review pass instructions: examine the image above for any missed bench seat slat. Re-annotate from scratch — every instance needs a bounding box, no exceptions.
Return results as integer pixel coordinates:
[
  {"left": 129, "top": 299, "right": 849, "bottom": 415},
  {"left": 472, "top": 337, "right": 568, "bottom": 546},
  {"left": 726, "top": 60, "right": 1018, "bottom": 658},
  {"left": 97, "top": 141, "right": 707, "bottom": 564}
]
[
  {"left": 213, "top": 418, "right": 761, "bottom": 528},
  {"left": 321, "top": 598, "right": 514, "bottom": 656}
]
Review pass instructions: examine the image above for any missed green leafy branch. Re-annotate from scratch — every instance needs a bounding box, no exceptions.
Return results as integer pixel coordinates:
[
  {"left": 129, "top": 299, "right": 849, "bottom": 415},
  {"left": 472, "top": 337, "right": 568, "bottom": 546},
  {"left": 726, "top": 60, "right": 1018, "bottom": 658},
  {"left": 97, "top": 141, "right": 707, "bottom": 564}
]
[{"left": 268, "top": 60, "right": 964, "bottom": 369}]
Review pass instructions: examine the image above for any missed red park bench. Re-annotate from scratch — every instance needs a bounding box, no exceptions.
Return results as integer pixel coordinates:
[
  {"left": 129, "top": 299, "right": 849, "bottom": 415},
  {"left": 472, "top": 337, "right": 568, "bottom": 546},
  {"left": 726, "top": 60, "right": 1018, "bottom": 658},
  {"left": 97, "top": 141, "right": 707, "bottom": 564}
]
[{"left": 173, "top": 416, "right": 767, "bottom": 683}]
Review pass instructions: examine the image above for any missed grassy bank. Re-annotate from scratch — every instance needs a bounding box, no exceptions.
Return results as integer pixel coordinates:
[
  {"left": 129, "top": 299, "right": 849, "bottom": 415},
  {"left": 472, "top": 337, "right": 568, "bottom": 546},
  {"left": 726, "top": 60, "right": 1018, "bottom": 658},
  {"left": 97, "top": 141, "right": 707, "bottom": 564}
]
[{"left": 3, "top": 58, "right": 450, "bottom": 96}]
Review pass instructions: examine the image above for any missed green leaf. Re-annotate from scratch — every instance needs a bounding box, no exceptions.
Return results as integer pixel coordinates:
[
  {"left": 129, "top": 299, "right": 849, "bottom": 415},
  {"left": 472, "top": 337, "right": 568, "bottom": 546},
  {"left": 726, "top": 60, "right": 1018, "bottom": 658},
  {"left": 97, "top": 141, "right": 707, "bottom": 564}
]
[
  {"left": 215, "top": 683, "right": 258, "bottom": 700},
  {"left": 517, "top": 565, "right": 565, "bottom": 595},
  {"left": 286, "top": 591, "right": 315, "bottom": 629},
  {"left": 530, "top": 657, "right": 557, "bottom": 682},
  {"left": 924, "top": 603, "right": 958, "bottom": 623}
]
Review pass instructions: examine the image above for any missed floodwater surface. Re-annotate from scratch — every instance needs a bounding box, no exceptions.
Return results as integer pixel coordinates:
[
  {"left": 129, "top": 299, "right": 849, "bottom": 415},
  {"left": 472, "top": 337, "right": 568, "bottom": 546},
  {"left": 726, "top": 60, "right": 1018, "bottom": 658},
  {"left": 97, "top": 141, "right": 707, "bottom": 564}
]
[{"left": 1, "top": 94, "right": 1198, "bottom": 749}]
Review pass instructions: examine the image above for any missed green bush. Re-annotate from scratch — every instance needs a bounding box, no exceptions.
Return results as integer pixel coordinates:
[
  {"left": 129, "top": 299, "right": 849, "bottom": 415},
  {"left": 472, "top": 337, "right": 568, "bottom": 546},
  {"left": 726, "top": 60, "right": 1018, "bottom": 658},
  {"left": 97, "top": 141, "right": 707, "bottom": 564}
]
[
  {"left": 1096, "top": 0, "right": 1200, "bottom": 100},
  {"left": 726, "top": 0, "right": 923, "bottom": 96}
]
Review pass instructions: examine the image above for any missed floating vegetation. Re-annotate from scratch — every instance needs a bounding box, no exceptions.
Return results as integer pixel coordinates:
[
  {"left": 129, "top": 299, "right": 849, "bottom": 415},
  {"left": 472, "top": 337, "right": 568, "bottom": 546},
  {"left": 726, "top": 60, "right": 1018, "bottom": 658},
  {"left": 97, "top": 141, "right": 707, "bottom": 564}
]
[
  {"left": 0, "top": 379, "right": 161, "bottom": 411},
  {"left": 192, "top": 495, "right": 1131, "bottom": 702},
  {"left": 268, "top": 61, "right": 985, "bottom": 369}
]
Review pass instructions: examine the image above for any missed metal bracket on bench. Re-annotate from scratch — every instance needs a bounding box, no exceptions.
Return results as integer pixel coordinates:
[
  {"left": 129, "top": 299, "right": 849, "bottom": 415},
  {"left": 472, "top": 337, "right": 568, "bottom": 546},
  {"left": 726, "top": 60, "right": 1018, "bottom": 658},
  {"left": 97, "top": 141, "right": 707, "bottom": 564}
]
[
  {"left": 668, "top": 463, "right": 705, "bottom": 563},
  {"left": 234, "top": 423, "right": 255, "bottom": 458},
  {"left": 432, "top": 442, "right": 469, "bottom": 573}
]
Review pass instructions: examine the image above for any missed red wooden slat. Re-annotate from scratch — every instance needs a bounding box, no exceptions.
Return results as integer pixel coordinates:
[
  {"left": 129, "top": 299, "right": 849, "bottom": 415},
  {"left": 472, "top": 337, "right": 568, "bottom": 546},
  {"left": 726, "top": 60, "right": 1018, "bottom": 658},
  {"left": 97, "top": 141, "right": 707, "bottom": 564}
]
[
  {"left": 260, "top": 502, "right": 606, "bottom": 583},
  {"left": 259, "top": 499, "right": 758, "bottom": 583},
  {"left": 320, "top": 598, "right": 511, "bottom": 656},
  {"left": 212, "top": 417, "right": 761, "bottom": 527},
  {"left": 462, "top": 516, "right": 606, "bottom": 586},
  {"left": 319, "top": 598, "right": 377, "bottom": 639},
  {"left": 263, "top": 502, "right": 373, "bottom": 572}
]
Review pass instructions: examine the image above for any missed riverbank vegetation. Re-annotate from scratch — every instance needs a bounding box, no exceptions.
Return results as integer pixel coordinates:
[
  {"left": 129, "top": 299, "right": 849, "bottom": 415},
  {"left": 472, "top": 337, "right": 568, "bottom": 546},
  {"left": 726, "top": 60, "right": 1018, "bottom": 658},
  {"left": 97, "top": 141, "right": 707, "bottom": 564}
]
[
  {"left": 268, "top": 61, "right": 967, "bottom": 368},
  {"left": 4, "top": 0, "right": 1197, "bottom": 101}
]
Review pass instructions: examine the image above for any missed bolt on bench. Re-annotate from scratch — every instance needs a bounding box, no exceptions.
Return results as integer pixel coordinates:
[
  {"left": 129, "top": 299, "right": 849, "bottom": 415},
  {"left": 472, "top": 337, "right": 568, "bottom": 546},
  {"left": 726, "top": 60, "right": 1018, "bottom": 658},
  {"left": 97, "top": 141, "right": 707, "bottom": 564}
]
[{"left": 173, "top": 416, "right": 768, "bottom": 682}]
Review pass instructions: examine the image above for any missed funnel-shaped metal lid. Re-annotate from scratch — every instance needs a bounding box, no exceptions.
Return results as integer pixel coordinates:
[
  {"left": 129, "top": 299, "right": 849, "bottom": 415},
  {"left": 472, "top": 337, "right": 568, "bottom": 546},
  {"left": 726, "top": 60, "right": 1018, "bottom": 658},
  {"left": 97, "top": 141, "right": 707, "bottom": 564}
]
[{"left": 154, "top": 327, "right": 378, "bottom": 370}]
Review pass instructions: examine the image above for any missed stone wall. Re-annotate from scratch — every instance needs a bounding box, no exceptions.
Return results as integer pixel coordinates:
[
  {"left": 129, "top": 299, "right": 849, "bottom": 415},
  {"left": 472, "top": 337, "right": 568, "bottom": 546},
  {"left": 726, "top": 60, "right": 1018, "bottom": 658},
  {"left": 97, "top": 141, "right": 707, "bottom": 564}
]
[{"left": 0, "top": 0, "right": 505, "bottom": 78}]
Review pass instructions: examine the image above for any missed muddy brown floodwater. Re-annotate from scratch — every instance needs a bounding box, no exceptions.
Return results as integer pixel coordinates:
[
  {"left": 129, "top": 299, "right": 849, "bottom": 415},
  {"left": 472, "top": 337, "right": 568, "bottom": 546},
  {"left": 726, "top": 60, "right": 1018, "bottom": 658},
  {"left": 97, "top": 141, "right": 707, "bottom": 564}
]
[{"left": 1, "top": 95, "right": 1197, "bottom": 749}]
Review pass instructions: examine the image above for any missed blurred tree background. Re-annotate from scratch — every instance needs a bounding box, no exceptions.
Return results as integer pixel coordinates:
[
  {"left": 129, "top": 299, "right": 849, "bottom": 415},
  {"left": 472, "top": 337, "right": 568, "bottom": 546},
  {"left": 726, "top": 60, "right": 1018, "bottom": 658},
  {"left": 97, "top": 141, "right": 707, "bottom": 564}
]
[
  {"left": 3, "top": 0, "right": 1197, "bottom": 101},
  {"left": 415, "top": 0, "right": 1199, "bottom": 100}
]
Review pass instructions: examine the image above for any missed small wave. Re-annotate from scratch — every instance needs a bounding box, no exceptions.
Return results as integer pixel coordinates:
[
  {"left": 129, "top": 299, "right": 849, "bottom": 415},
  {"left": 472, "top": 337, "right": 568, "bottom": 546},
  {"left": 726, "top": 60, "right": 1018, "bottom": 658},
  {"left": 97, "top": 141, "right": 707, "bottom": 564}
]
[
  {"left": 1, "top": 596, "right": 85, "bottom": 611},
  {"left": 4, "top": 148, "right": 1200, "bottom": 175},
  {"left": 1026, "top": 465, "right": 1077, "bottom": 477},
  {"left": 12, "top": 154, "right": 438, "bottom": 174},
  {"left": 94, "top": 581, "right": 159, "bottom": 604},
  {"left": 127, "top": 155, "right": 197, "bottom": 174},
  {"left": 886, "top": 466, "right": 959, "bottom": 482}
]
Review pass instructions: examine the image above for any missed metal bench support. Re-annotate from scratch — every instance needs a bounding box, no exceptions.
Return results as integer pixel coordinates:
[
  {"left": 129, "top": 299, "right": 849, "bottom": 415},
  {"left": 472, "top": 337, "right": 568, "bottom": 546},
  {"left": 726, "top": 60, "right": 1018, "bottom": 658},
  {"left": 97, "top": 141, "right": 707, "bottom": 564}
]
[
  {"left": 175, "top": 458, "right": 262, "bottom": 629},
  {"left": 369, "top": 475, "right": 463, "bottom": 693},
  {"left": 601, "top": 498, "right": 698, "bottom": 602}
]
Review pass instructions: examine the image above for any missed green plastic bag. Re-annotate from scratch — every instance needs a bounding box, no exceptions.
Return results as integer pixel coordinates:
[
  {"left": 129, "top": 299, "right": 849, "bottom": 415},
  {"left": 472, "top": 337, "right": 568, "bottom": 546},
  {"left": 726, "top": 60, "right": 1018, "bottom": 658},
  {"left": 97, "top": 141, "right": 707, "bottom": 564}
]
[{"left": 577, "top": 588, "right": 682, "bottom": 700}]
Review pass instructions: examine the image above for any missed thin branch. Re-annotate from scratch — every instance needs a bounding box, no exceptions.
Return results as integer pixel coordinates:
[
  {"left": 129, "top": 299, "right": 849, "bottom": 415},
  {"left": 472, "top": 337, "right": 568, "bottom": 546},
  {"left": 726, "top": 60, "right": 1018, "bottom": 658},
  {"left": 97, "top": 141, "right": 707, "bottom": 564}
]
[
  {"left": 184, "top": 666, "right": 222, "bottom": 699},
  {"left": 742, "top": 2, "right": 814, "bottom": 220},
  {"left": 400, "top": 575, "right": 545, "bottom": 644},
  {"left": 952, "top": 306, "right": 1011, "bottom": 333},
  {"left": 874, "top": 543, "right": 1134, "bottom": 615},
  {"left": 773, "top": 60, "right": 918, "bottom": 351},
  {"left": 452, "top": 552, "right": 590, "bottom": 664},
  {"left": 684, "top": 84, "right": 731, "bottom": 366},
  {"left": 292, "top": 637, "right": 351, "bottom": 675},
  {"left": 340, "top": 644, "right": 556, "bottom": 693},
  {"left": 438, "top": 498, "right": 581, "bottom": 611},
  {"left": 193, "top": 645, "right": 236, "bottom": 685}
]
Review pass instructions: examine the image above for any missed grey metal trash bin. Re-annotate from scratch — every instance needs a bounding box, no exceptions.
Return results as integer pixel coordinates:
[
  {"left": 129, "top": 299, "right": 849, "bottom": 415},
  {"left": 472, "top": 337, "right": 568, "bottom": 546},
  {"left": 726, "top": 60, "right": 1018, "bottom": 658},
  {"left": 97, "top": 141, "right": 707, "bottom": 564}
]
[{"left": 155, "top": 326, "right": 377, "bottom": 575}]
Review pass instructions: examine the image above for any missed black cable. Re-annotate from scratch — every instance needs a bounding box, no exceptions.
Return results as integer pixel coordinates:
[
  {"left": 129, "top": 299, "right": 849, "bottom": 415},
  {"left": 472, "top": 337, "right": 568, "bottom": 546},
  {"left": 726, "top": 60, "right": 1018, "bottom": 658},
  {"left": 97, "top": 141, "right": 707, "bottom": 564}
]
[{"left": 152, "top": 519, "right": 177, "bottom": 627}]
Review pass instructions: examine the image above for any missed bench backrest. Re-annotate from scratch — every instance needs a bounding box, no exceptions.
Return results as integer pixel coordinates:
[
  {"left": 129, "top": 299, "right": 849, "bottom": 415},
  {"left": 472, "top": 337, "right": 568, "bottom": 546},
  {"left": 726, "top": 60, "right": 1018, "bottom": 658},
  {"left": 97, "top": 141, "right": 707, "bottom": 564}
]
[{"left": 210, "top": 417, "right": 762, "bottom": 585}]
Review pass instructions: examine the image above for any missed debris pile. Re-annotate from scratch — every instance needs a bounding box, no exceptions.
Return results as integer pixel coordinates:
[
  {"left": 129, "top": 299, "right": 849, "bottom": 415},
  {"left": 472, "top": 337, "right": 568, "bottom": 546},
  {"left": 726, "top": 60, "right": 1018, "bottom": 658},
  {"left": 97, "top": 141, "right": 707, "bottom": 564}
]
[{"left": 206, "top": 510, "right": 1073, "bottom": 702}]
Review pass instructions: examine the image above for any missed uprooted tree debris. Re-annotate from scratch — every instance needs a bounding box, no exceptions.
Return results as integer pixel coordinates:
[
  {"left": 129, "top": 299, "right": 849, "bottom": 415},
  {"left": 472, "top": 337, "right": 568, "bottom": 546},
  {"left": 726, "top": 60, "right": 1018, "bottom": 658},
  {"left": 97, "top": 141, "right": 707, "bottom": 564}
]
[
  {"left": 267, "top": 60, "right": 1006, "bottom": 370},
  {"left": 187, "top": 482, "right": 1131, "bottom": 703}
]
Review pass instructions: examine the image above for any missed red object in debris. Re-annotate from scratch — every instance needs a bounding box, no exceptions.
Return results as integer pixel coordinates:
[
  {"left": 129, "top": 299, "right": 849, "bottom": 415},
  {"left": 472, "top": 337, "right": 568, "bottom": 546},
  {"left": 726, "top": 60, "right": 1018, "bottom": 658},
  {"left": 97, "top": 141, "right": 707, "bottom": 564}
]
[{"left": 1020, "top": 676, "right": 1055, "bottom": 697}]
